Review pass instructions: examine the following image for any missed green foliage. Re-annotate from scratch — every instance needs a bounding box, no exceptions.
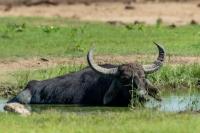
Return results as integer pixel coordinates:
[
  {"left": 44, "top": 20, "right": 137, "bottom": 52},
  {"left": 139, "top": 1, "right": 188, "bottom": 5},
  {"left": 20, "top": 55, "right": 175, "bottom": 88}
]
[
  {"left": 0, "top": 17, "right": 200, "bottom": 58},
  {"left": 0, "top": 110, "right": 200, "bottom": 133},
  {"left": 0, "top": 17, "right": 200, "bottom": 133},
  {"left": 6, "top": 22, "right": 26, "bottom": 32},
  {"left": 41, "top": 25, "right": 60, "bottom": 33},
  {"left": 66, "top": 26, "right": 86, "bottom": 54},
  {"left": 12, "top": 64, "right": 85, "bottom": 92},
  {"left": 14, "top": 64, "right": 200, "bottom": 92},
  {"left": 149, "top": 64, "right": 200, "bottom": 90},
  {"left": 0, "top": 64, "right": 199, "bottom": 98}
]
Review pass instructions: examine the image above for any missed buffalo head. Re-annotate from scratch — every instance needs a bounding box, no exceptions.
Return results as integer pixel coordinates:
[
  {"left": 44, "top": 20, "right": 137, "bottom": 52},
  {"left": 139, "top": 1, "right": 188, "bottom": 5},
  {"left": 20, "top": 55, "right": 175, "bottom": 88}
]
[{"left": 87, "top": 42, "right": 165, "bottom": 105}]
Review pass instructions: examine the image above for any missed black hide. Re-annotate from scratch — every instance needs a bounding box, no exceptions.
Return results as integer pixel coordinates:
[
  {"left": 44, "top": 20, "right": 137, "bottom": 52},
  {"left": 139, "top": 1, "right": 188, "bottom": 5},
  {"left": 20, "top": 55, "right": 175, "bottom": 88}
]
[{"left": 8, "top": 64, "right": 132, "bottom": 106}]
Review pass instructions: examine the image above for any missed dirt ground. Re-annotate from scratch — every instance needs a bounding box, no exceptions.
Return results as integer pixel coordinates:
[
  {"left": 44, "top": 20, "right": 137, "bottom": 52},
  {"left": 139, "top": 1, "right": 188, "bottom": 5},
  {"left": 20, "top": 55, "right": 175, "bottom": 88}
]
[
  {"left": 0, "top": 54, "right": 199, "bottom": 81},
  {"left": 0, "top": 55, "right": 199, "bottom": 73},
  {"left": 0, "top": 1, "right": 200, "bottom": 80},
  {"left": 0, "top": 2, "right": 200, "bottom": 25},
  {"left": 0, "top": 55, "right": 198, "bottom": 86}
]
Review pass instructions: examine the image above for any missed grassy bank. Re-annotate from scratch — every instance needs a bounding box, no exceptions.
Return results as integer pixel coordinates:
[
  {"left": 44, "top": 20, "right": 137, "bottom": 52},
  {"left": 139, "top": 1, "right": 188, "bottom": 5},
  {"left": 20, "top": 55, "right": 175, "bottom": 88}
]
[
  {"left": 0, "top": 63, "right": 200, "bottom": 98},
  {"left": 0, "top": 17, "right": 200, "bottom": 132},
  {"left": 0, "top": 109, "right": 200, "bottom": 133},
  {"left": 0, "top": 17, "right": 200, "bottom": 59}
]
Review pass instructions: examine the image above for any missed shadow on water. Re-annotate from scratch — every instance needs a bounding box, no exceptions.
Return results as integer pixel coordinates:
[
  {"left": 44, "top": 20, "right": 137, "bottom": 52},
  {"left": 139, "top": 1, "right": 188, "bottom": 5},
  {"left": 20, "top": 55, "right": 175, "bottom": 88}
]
[{"left": 1, "top": 94, "right": 200, "bottom": 113}]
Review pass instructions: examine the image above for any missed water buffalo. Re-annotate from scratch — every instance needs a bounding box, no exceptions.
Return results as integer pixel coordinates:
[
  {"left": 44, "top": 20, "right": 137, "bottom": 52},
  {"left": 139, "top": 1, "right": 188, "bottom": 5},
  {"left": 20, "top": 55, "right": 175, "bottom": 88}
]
[{"left": 7, "top": 42, "right": 165, "bottom": 106}]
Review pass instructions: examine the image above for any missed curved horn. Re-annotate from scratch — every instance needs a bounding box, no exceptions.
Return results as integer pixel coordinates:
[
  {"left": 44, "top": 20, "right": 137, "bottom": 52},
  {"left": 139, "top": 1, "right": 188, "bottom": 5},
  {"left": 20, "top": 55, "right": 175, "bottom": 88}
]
[
  {"left": 87, "top": 48, "right": 118, "bottom": 75},
  {"left": 143, "top": 42, "right": 165, "bottom": 74}
]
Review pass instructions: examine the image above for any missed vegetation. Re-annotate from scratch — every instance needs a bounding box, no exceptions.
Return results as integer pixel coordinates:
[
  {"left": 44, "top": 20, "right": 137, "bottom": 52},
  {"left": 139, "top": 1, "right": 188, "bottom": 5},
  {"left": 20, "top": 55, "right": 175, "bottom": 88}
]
[
  {"left": 0, "top": 110, "right": 200, "bottom": 133},
  {"left": 0, "top": 17, "right": 199, "bottom": 97},
  {"left": 150, "top": 64, "right": 200, "bottom": 92},
  {"left": 0, "top": 63, "right": 199, "bottom": 98},
  {"left": 0, "top": 17, "right": 200, "bottom": 59},
  {"left": 0, "top": 17, "right": 200, "bottom": 133}
]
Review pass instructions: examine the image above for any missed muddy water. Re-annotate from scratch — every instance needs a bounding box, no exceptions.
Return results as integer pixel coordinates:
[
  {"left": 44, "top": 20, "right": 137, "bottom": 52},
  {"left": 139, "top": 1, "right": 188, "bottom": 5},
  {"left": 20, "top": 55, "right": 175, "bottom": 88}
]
[
  {"left": 0, "top": 95, "right": 200, "bottom": 113},
  {"left": 145, "top": 95, "right": 200, "bottom": 112}
]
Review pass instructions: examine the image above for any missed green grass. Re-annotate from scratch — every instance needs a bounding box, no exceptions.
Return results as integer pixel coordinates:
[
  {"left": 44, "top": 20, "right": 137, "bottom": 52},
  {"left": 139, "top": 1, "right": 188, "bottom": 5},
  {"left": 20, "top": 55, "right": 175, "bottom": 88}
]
[
  {"left": 1, "top": 17, "right": 200, "bottom": 133},
  {"left": 15, "top": 64, "right": 200, "bottom": 90},
  {"left": 0, "top": 64, "right": 85, "bottom": 97},
  {"left": 0, "top": 17, "right": 200, "bottom": 58},
  {"left": 150, "top": 64, "right": 200, "bottom": 91},
  {"left": 0, "top": 110, "right": 200, "bottom": 133},
  {"left": 1, "top": 63, "right": 200, "bottom": 98},
  {"left": 1, "top": 63, "right": 200, "bottom": 133}
]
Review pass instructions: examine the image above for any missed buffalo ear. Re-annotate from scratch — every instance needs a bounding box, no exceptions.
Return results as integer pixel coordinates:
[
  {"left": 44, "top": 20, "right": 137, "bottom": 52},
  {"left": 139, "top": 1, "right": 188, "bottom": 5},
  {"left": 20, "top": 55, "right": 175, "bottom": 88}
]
[{"left": 103, "top": 79, "right": 121, "bottom": 105}]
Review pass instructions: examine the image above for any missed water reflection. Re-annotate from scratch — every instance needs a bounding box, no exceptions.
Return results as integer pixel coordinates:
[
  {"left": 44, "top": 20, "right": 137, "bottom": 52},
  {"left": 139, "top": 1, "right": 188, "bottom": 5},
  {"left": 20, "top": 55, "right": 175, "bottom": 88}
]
[
  {"left": 145, "top": 95, "right": 200, "bottom": 112},
  {"left": 1, "top": 95, "right": 200, "bottom": 113}
]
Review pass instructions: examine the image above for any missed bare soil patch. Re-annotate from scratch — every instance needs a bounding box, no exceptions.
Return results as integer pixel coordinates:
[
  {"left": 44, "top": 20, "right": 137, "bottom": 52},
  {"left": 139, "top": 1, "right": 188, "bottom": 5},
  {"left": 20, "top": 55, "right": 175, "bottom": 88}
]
[
  {"left": 0, "top": 55, "right": 198, "bottom": 82},
  {"left": 0, "top": 55, "right": 199, "bottom": 97},
  {"left": 0, "top": 55, "right": 199, "bottom": 73},
  {"left": 0, "top": 2, "right": 200, "bottom": 25}
]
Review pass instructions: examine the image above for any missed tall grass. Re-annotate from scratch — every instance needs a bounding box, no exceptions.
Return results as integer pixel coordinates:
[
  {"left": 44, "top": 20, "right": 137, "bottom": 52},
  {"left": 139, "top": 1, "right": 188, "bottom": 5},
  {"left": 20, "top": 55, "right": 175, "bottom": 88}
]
[
  {"left": 0, "top": 64, "right": 84, "bottom": 98},
  {"left": 1, "top": 63, "right": 200, "bottom": 98},
  {"left": 149, "top": 64, "right": 200, "bottom": 92}
]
